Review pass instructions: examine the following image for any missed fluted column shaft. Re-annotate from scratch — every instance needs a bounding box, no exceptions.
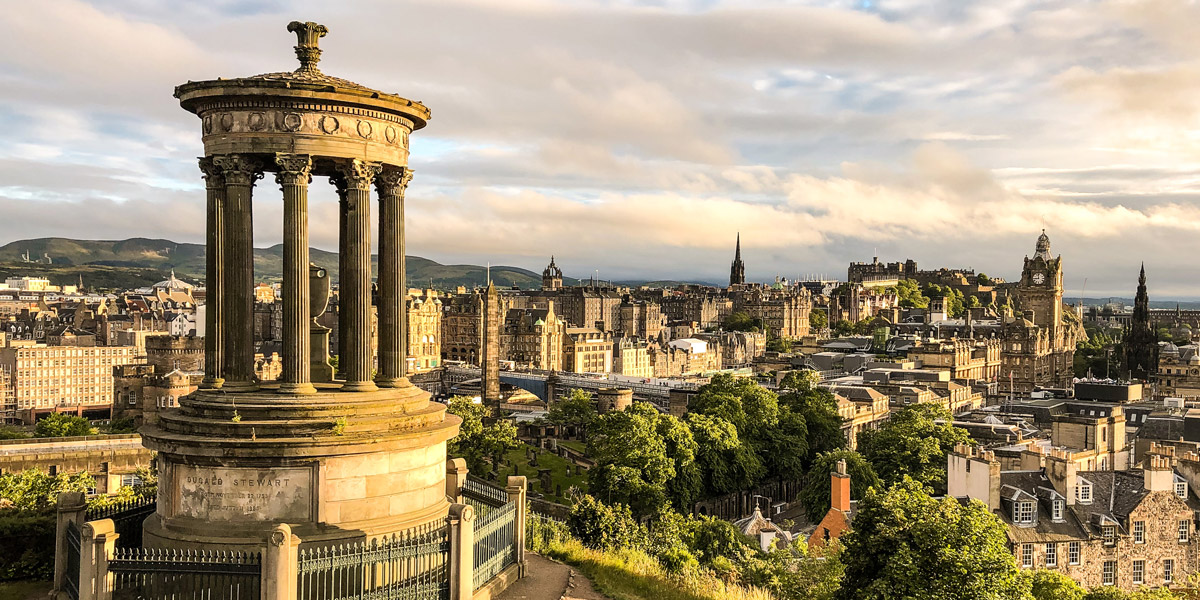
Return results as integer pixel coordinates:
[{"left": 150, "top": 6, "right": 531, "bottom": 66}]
[
  {"left": 198, "top": 157, "right": 225, "bottom": 389},
  {"left": 276, "top": 154, "right": 316, "bottom": 394},
  {"left": 335, "top": 183, "right": 348, "bottom": 381},
  {"left": 374, "top": 167, "right": 413, "bottom": 387},
  {"left": 333, "top": 160, "right": 382, "bottom": 392},
  {"left": 213, "top": 154, "right": 261, "bottom": 390}
]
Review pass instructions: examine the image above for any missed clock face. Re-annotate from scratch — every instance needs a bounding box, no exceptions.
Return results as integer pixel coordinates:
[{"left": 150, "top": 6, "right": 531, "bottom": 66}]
[{"left": 1032, "top": 273, "right": 1046, "bottom": 285}]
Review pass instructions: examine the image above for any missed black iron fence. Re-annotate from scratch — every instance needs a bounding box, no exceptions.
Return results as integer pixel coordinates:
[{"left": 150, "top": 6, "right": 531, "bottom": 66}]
[
  {"left": 472, "top": 501, "right": 516, "bottom": 591},
  {"left": 108, "top": 547, "right": 261, "bottom": 600},
  {"left": 64, "top": 520, "right": 81, "bottom": 600},
  {"left": 87, "top": 495, "right": 157, "bottom": 548},
  {"left": 463, "top": 475, "right": 508, "bottom": 507},
  {"left": 296, "top": 520, "right": 451, "bottom": 600}
]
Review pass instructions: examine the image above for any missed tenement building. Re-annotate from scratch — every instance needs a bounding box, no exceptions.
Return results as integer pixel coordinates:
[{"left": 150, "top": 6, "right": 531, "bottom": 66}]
[
  {"left": 1, "top": 344, "right": 140, "bottom": 422},
  {"left": 406, "top": 289, "right": 442, "bottom": 373},
  {"left": 950, "top": 443, "right": 1200, "bottom": 591}
]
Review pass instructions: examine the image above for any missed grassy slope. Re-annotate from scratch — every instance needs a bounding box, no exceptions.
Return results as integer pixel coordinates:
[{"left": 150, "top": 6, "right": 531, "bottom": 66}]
[{"left": 540, "top": 539, "right": 773, "bottom": 600}]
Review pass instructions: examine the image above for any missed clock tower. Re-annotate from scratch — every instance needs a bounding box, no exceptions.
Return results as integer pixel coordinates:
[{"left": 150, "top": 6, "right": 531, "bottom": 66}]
[{"left": 1016, "top": 230, "right": 1063, "bottom": 334}]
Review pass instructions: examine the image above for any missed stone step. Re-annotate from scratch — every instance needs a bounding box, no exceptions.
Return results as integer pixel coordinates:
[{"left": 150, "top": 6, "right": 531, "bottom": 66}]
[{"left": 157, "top": 401, "right": 447, "bottom": 439}]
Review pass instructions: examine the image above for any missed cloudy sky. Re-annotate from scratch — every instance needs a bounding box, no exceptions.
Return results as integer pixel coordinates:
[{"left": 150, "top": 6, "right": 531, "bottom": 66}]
[{"left": 2, "top": 0, "right": 1199, "bottom": 297}]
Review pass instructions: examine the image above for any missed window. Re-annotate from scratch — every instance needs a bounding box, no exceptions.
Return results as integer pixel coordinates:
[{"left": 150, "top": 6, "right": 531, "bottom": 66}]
[
  {"left": 1014, "top": 501, "right": 1035, "bottom": 524},
  {"left": 1021, "top": 544, "right": 1033, "bottom": 568},
  {"left": 1103, "top": 560, "right": 1116, "bottom": 586},
  {"left": 120, "top": 474, "right": 142, "bottom": 488},
  {"left": 1078, "top": 480, "right": 1093, "bottom": 503},
  {"left": 1103, "top": 525, "right": 1116, "bottom": 545},
  {"left": 1052, "top": 499, "right": 1063, "bottom": 521},
  {"left": 1177, "top": 480, "right": 1189, "bottom": 500},
  {"left": 1134, "top": 521, "right": 1145, "bottom": 544},
  {"left": 1133, "top": 560, "right": 1145, "bottom": 585},
  {"left": 1180, "top": 520, "right": 1190, "bottom": 543},
  {"left": 1165, "top": 559, "right": 1175, "bottom": 583},
  {"left": 1045, "top": 543, "right": 1057, "bottom": 567}
]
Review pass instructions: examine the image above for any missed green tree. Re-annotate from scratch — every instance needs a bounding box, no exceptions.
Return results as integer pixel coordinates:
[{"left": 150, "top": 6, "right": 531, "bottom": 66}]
[
  {"left": 0, "top": 426, "right": 29, "bottom": 440},
  {"left": 0, "top": 470, "right": 94, "bottom": 511},
  {"left": 691, "top": 374, "right": 779, "bottom": 438},
  {"left": 810, "top": 310, "right": 829, "bottom": 331},
  {"left": 779, "top": 372, "right": 846, "bottom": 465},
  {"left": 799, "top": 450, "right": 881, "bottom": 522},
  {"left": 1026, "top": 570, "right": 1084, "bottom": 600},
  {"left": 652, "top": 407, "right": 703, "bottom": 512},
  {"left": 445, "top": 396, "right": 519, "bottom": 475},
  {"left": 857, "top": 403, "right": 973, "bottom": 494},
  {"left": 1082, "top": 589, "right": 1128, "bottom": 600},
  {"left": 976, "top": 273, "right": 993, "bottom": 286},
  {"left": 567, "top": 494, "right": 643, "bottom": 551},
  {"left": 34, "top": 413, "right": 96, "bottom": 438},
  {"left": 837, "top": 478, "right": 1028, "bottom": 600},
  {"left": 587, "top": 403, "right": 675, "bottom": 515},
  {"left": 685, "top": 413, "right": 764, "bottom": 496},
  {"left": 105, "top": 416, "right": 139, "bottom": 434},
  {"left": 894, "top": 279, "right": 929, "bottom": 309},
  {"left": 833, "top": 319, "right": 855, "bottom": 337},
  {"left": 723, "top": 311, "right": 763, "bottom": 332},
  {"left": 546, "top": 388, "right": 598, "bottom": 437}
]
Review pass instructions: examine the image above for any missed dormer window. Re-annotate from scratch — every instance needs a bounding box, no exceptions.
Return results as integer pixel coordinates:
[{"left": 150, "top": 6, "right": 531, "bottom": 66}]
[
  {"left": 1078, "top": 480, "right": 1093, "bottom": 504},
  {"left": 1103, "top": 525, "right": 1116, "bottom": 545},
  {"left": 1014, "top": 501, "right": 1035, "bottom": 524},
  {"left": 1176, "top": 477, "right": 1188, "bottom": 500},
  {"left": 1052, "top": 499, "right": 1064, "bottom": 521}
]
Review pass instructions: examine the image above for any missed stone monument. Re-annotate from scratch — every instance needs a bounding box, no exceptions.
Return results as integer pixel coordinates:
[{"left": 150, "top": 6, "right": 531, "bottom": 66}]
[{"left": 140, "top": 21, "right": 459, "bottom": 551}]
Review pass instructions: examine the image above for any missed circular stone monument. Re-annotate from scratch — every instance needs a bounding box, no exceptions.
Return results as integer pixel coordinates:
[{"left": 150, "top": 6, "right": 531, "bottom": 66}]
[{"left": 139, "top": 21, "right": 459, "bottom": 550}]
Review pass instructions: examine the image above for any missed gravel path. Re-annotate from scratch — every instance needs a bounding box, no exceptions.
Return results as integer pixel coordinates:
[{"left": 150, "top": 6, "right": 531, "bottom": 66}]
[{"left": 495, "top": 553, "right": 609, "bottom": 600}]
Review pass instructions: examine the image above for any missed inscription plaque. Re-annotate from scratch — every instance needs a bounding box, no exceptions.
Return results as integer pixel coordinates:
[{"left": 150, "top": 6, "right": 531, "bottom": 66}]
[{"left": 175, "top": 465, "right": 312, "bottom": 522}]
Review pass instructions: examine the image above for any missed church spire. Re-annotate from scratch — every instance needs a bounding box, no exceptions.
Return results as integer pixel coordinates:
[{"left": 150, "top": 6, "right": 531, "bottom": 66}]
[
  {"left": 1126, "top": 262, "right": 1157, "bottom": 381},
  {"left": 729, "top": 232, "right": 746, "bottom": 287}
]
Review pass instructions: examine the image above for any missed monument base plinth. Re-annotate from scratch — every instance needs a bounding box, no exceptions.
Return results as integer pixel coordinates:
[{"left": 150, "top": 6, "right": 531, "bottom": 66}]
[{"left": 139, "top": 383, "right": 459, "bottom": 551}]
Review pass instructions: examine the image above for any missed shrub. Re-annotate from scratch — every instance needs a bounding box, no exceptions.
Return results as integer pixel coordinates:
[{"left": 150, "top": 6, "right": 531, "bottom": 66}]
[
  {"left": 567, "top": 494, "right": 643, "bottom": 551},
  {"left": 0, "top": 511, "right": 55, "bottom": 580}
]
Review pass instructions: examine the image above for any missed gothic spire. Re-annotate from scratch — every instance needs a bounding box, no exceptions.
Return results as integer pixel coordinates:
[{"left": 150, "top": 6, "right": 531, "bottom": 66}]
[{"left": 735, "top": 233, "right": 742, "bottom": 261}]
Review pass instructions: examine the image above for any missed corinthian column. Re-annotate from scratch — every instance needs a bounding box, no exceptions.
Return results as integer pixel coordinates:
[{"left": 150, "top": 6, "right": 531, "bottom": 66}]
[
  {"left": 198, "top": 157, "right": 225, "bottom": 389},
  {"left": 374, "top": 167, "right": 413, "bottom": 388},
  {"left": 275, "top": 153, "right": 316, "bottom": 395},
  {"left": 213, "top": 154, "right": 262, "bottom": 390},
  {"left": 332, "top": 159, "right": 382, "bottom": 392}
]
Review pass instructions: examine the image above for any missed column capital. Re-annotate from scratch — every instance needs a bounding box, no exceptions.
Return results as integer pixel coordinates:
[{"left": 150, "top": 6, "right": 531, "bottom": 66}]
[
  {"left": 198, "top": 156, "right": 224, "bottom": 190},
  {"left": 213, "top": 154, "right": 263, "bottom": 187},
  {"left": 332, "top": 159, "right": 382, "bottom": 191},
  {"left": 374, "top": 166, "right": 413, "bottom": 198},
  {"left": 274, "top": 153, "right": 313, "bottom": 187}
]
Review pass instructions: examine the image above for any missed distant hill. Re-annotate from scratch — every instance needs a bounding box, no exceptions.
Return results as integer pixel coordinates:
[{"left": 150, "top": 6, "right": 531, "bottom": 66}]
[
  {"left": 0, "top": 237, "right": 578, "bottom": 291},
  {"left": 1078, "top": 297, "right": 1200, "bottom": 310}
]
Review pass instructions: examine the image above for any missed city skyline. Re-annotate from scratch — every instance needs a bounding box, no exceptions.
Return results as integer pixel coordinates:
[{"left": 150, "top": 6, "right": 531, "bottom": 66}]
[{"left": 2, "top": 1, "right": 1199, "bottom": 297}]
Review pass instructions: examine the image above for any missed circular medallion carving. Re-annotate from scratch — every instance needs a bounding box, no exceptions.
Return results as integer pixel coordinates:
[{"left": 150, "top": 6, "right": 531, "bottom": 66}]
[
  {"left": 202, "top": 115, "right": 213, "bottom": 134},
  {"left": 248, "top": 112, "right": 266, "bottom": 131},
  {"left": 357, "top": 119, "right": 373, "bottom": 139},
  {"left": 320, "top": 115, "right": 340, "bottom": 134},
  {"left": 281, "top": 112, "right": 302, "bottom": 132},
  {"left": 385, "top": 126, "right": 397, "bottom": 144},
  {"left": 270, "top": 530, "right": 286, "bottom": 546},
  {"left": 219, "top": 113, "right": 233, "bottom": 132}
]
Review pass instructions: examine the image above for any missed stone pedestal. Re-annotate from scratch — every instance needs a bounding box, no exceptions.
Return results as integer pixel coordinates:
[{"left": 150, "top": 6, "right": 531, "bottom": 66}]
[
  {"left": 140, "top": 384, "right": 459, "bottom": 550},
  {"left": 310, "top": 325, "right": 334, "bottom": 383}
]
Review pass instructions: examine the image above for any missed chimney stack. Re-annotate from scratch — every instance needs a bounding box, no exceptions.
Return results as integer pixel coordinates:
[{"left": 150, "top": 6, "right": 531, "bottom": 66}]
[{"left": 831, "top": 459, "right": 851, "bottom": 512}]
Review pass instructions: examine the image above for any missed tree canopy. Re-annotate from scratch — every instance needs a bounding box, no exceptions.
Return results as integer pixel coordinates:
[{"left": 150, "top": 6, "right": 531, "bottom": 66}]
[
  {"left": 723, "top": 311, "right": 763, "bottom": 332},
  {"left": 857, "top": 403, "right": 972, "bottom": 495},
  {"left": 445, "top": 396, "right": 520, "bottom": 476},
  {"left": 0, "top": 470, "right": 94, "bottom": 511},
  {"left": 587, "top": 403, "right": 698, "bottom": 515},
  {"left": 837, "top": 478, "right": 1027, "bottom": 600},
  {"left": 546, "top": 388, "right": 598, "bottom": 435},
  {"left": 34, "top": 413, "right": 96, "bottom": 438}
]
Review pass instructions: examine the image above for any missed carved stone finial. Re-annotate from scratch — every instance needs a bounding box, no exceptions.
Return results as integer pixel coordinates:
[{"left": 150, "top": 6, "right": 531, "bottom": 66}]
[{"left": 287, "top": 21, "right": 329, "bottom": 73}]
